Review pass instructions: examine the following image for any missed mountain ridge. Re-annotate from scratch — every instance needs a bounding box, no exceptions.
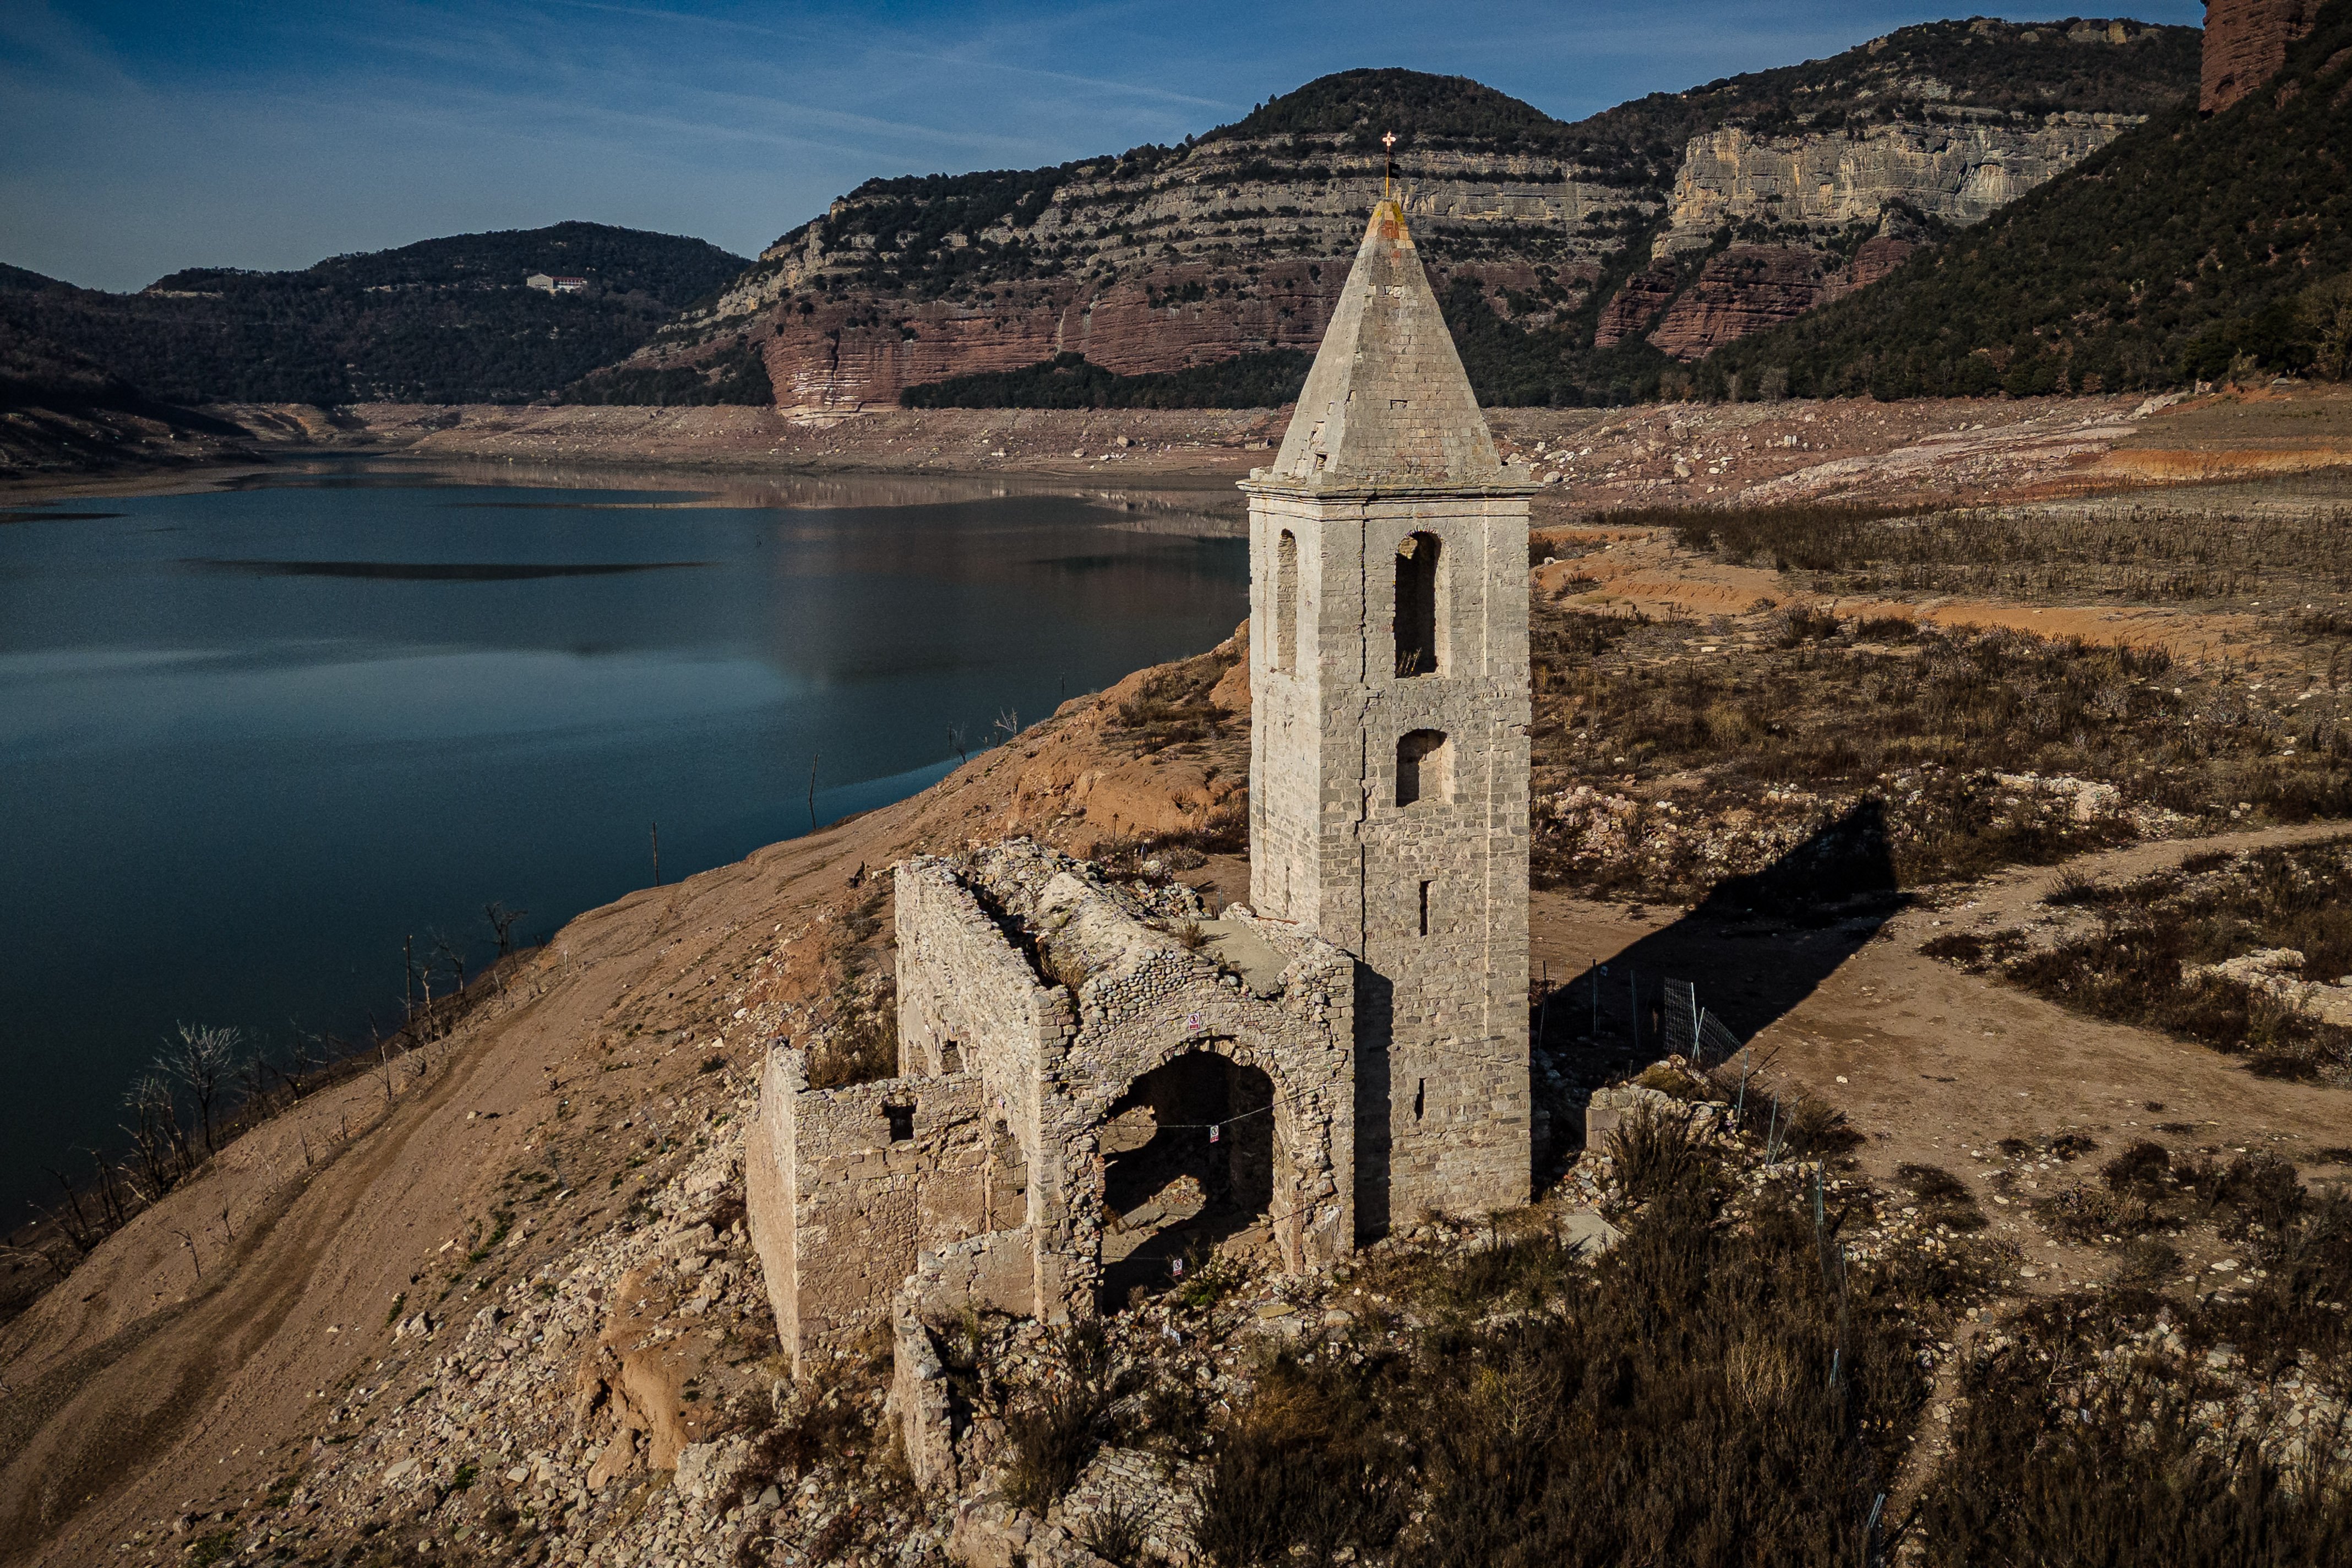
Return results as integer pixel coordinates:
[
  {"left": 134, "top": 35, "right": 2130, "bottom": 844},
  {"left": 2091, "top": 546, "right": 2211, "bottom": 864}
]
[
  {"left": 1701, "top": 1, "right": 2352, "bottom": 399},
  {"left": 581, "top": 18, "right": 2197, "bottom": 412},
  {"left": 0, "top": 222, "right": 748, "bottom": 406}
]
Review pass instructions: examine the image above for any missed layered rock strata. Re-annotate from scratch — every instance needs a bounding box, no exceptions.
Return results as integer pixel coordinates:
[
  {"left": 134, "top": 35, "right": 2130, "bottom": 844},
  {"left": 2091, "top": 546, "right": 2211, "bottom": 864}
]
[
  {"left": 1657, "top": 115, "right": 2142, "bottom": 255},
  {"left": 2202, "top": 0, "right": 2320, "bottom": 111}
]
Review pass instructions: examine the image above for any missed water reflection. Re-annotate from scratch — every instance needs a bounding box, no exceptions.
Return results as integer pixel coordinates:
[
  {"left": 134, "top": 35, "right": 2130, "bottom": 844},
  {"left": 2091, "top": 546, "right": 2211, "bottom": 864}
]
[{"left": 0, "top": 459, "right": 1246, "bottom": 1216}]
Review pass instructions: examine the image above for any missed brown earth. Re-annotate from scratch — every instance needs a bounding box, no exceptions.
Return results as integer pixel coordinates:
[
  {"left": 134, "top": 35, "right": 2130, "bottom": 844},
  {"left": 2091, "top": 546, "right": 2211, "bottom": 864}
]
[
  {"left": 22, "top": 383, "right": 2352, "bottom": 514},
  {"left": 1533, "top": 819, "right": 2352, "bottom": 1293},
  {"left": 13, "top": 390, "right": 2352, "bottom": 1564},
  {"left": 0, "top": 401, "right": 264, "bottom": 488}
]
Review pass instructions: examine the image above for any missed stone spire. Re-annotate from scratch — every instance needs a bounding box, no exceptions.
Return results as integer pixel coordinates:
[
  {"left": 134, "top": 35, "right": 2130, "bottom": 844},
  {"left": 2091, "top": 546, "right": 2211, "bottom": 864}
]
[{"left": 1266, "top": 199, "right": 1509, "bottom": 489}]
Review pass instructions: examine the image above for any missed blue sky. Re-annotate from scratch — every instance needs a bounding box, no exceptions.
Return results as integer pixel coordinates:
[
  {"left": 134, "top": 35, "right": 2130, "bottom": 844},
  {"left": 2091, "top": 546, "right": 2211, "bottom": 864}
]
[{"left": 2, "top": 2, "right": 2204, "bottom": 292}]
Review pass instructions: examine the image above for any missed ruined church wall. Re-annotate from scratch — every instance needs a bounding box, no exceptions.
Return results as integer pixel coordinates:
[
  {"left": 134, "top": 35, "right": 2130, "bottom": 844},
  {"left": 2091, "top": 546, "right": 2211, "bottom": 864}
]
[
  {"left": 1059, "top": 926, "right": 1358, "bottom": 1266},
  {"left": 894, "top": 857, "right": 1082, "bottom": 1316},
  {"left": 744, "top": 1044, "right": 994, "bottom": 1373}
]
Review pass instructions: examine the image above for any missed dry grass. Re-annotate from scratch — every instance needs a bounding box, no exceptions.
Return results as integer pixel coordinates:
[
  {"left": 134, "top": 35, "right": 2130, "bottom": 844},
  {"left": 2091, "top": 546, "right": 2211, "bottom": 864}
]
[
  {"left": 1920, "top": 1163, "right": 2352, "bottom": 1565},
  {"left": 1107, "top": 641, "right": 1243, "bottom": 758},
  {"left": 1528, "top": 593, "right": 2352, "bottom": 903},
  {"left": 1990, "top": 843, "right": 2352, "bottom": 1081},
  {"left": 1664, "top": 498, "right": 2352, "bottom": 605},
  {"left": 1002, "top": 1321, "right": 1141, "bottom": 1513},
  {"left": 1200, "top": 1120, "right": 1940, "bottom": 1567}
]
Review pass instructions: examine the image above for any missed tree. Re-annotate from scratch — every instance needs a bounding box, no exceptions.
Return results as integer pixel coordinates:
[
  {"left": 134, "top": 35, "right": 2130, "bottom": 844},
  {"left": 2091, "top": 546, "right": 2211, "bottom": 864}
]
[
  {"left": 166, "top": 1023, "right": 243, "bottom": 1156},
  {"left": 122, "top": 1070, "right": 190, "bottom": 1189},
  {"left": 484, "top": 901, "right": 529, "bottom": 957}
]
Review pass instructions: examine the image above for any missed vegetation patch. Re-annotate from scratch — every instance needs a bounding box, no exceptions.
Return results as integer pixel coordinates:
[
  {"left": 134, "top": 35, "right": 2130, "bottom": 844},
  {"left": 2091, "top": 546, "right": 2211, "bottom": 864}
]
[
  {"left": 1983, "top": 842, "right": 2352, "bottom": 1081},
  {"left": 1706, "top": 9, "right": 2352, "bottom": 397},
  {"left": 900, "top": 349, "right": 1310, "bottom": 411}
]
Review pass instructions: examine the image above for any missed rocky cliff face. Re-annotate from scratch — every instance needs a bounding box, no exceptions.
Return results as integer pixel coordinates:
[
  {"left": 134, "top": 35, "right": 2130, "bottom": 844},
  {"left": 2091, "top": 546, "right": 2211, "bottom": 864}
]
[
  {"left": 590, "top": 21, "right": 2199, "bottom": 410},
  {"left": 701, "top": 142, "right": 1613, "bottom": 413},
  {"left": 1658, "top": 113, "right": 2141, "bottom": 255},
  {"left": 2202, "top": 0, "right": 2319, "bottom": 110},
  {"left": 1635, "top": 238, "right": 1919, "bottom": 362}
]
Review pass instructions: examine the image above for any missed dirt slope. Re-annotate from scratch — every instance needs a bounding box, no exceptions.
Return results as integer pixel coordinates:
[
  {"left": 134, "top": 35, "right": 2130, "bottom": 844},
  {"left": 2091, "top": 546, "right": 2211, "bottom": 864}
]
[
  {"left": 12, "top": 431, "right": 2352, "bottom": 1560},
  {"left": 0, "top": 639, "right": 1245, "bottom": 1565}
]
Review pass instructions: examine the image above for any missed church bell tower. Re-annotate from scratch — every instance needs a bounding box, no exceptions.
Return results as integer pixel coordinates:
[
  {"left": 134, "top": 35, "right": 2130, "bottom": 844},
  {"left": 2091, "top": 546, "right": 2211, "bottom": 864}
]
[{"left": 1240, "top": 199, "right": 1535, "bottom": 1235}]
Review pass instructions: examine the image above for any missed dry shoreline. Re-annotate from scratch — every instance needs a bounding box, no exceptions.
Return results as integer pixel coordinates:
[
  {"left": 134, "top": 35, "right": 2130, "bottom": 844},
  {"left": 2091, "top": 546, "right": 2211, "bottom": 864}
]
[{"left": 13, "top": 385, "right": 2352, "bottom": 513}]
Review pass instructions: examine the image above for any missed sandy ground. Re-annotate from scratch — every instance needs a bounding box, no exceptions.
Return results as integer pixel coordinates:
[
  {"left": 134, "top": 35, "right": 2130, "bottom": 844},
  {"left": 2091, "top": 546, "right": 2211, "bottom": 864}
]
[{"left": 1534, "top": 820, "right": 2352, "bottom": 1222}]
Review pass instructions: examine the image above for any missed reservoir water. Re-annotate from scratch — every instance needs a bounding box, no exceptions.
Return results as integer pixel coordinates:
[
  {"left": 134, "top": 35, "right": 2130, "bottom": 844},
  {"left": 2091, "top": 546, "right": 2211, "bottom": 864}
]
[{"left": 0, "top": 460, "right": 1247, "bottom": 1222}]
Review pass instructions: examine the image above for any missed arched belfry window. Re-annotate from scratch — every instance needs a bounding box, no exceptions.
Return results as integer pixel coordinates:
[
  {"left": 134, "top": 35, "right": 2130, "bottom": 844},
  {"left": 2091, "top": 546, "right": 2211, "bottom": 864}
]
[
  {"left": 1274, "top": 529, "right": 1299, "bottom": 674},
  {"left": 1394, "top": 532, "right": 1441, "bottom": 677},
  {"left": 1396, "top": 729, "right": 1450, "bottom": 807}
]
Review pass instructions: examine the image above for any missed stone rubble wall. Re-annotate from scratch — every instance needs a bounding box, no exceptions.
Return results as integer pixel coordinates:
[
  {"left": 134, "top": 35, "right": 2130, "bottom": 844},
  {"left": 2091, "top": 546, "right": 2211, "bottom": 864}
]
[
  {"left": 896, "top": 854, "right": 1084, "bottom": 1320},
  {"left": 964, "top": 841, "right": 1358, "bottom": 1280},
  {"left": 744, "top": 1043, "right": 994, "bottom": 1373}
]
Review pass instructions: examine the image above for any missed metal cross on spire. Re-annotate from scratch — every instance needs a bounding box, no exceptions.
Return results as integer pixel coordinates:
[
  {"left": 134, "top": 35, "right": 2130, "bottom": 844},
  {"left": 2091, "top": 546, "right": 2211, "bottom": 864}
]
[{"left": 1382, "top": 130, "right": 1396, "bottom": 199}]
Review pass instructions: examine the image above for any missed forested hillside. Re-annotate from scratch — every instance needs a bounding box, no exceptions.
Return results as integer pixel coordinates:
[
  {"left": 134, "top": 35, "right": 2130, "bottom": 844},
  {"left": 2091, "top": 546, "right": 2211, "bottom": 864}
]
[
  {"left": 1705, "top": 4, "right": 2352, "bottom": 398},
  {"left": 0, "top": 223, "right": 747, "bottom": 405}
]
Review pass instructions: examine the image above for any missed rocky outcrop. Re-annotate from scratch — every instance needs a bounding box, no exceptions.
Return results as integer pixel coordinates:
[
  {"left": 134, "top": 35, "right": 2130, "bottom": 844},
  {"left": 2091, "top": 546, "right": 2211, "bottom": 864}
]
[
  {"left": 2202, "top": 0, "right": 2320, "bottom": 111},
  {"left": 1658, "top": 115, "right": 2141, "bottom": 257},
  {"left": 1592, "top": 265, "right": 1682, "bottom": 349},
  {"left": 684, "top": 142, "right": 1615, "bottom": 415},
  {"left": 1641, "top": 238, "right": 1916, "bottom": 362}
]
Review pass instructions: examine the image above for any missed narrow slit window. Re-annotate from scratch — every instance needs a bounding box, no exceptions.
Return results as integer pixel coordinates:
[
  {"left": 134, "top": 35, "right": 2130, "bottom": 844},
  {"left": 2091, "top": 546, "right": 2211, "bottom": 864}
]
[
  {"left": 1393, "top": 532, "right": 1441, "bottom": 677},
  {"left": 1418, "top": 880, "right": 1432, "bottom": 937},
  {"left": 884, "top": 1104, "right": 915, "bottom": 1142},
  {"left": 1413, "top": 1079, "right": 1426, "bottom": 1121},
  {"left": 1274, "top": 529, "right": 1299, "bottom": 674},
  {"left": 1396, "top": 729, "right": 1450, "bottom": 807}
]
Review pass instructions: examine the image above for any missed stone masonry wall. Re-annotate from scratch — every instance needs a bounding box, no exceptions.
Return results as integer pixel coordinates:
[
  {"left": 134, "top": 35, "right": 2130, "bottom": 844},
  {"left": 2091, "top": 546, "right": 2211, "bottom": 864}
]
[
  {"left": 1247, "top": 484, "right": 1533, "bottom": 1234},
  {"left": 963, "top": 843, "right": 1358, "bottom": 1278},
  {"left": 894, "top": 858, "right": 1081, "bottom": 1317},
  {"left": 744, "top": 1046, "right": 993, "bottom": 1374}
]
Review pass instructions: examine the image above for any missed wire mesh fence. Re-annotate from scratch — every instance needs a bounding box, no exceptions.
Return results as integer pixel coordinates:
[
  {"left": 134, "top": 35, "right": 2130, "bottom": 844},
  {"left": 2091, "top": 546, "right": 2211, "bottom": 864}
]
[{"left": 1660, "top": 979, "right": 1697, "bottom": 1058}]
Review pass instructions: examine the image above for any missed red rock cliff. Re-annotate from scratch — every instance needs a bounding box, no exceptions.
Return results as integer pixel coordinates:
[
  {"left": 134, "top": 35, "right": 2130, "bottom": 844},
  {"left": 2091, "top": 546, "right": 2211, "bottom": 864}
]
[{"left": 2203, "top": 0, "right": 2318, "bottom": 111}]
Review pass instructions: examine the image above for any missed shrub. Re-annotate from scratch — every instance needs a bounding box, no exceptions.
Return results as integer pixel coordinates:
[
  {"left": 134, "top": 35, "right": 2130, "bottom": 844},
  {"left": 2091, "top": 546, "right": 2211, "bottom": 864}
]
[
  {"left": 1604, "top": 1106, "right": 1713, "bottom": 1204},
  {"left": 1003, "top": 1322, "right": 1139, "bottom": 1512},
  {"left": 1920, "top": 1317, "right": 2352, "bottom": 1565}
]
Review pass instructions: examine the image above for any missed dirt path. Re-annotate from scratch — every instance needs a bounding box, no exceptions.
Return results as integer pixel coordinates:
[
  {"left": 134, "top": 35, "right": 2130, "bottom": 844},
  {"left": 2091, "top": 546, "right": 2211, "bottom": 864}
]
[{"left": 1534, "top": 819, "right": 2352, "bottom": 1221}]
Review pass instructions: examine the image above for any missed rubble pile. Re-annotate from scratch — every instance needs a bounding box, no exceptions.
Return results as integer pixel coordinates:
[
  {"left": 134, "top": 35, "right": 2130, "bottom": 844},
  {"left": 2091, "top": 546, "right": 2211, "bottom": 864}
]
[{"left": 113, "top": 1044, "right": 2345, "bottom": 1568}]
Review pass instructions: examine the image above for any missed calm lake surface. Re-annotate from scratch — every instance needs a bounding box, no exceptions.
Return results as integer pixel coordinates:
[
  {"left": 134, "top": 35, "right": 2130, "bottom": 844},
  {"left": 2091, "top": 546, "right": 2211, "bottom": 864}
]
[{"left": 0, "top": 460, "right": 1246, "bottom": 1220}]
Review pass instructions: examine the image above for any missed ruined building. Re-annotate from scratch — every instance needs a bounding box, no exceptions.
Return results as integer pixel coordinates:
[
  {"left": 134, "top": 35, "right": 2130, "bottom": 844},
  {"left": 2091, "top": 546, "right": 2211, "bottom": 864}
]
[{"left": 743, "top": 202, "right": 1534, "bottom": 1427}]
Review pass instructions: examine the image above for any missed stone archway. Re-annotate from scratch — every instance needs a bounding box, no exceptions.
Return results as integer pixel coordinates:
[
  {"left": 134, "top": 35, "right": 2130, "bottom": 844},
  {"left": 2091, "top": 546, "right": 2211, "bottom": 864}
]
[{"left": 1096, "top": 1049, "right": 1280, "bottom": 1309}]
